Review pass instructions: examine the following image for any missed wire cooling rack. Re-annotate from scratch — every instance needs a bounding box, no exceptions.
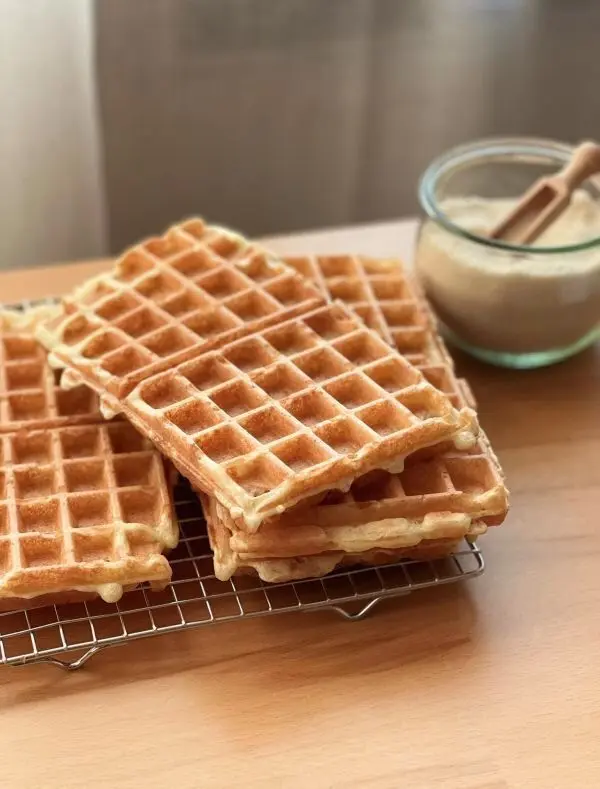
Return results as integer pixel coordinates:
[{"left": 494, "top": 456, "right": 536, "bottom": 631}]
[
  {"left": 0, "top": 477, "right": 484, "bottom": 670},
  {"left": 0, "top": 297, "right": 484, "bottom": 670}
]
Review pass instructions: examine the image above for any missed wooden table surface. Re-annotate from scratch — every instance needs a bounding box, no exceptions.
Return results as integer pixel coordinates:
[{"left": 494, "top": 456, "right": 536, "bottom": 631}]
[{"left": 1, "top": 220, "right": 599, "bottom": 789}]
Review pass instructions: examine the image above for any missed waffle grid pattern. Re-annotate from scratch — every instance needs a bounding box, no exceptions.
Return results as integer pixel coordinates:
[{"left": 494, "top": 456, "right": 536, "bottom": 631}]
[
  {"left": 220, "top": 435, "right": 507, "bottom": 551},
  {"left": 284, "top": 255, "right": 431, "bottom": 357},
  {"left": 43, "top": 221, "right": 323, "bottom": 397},
  {"left": 0, "top": 477, "right": 485, "bottom": 669},
  {"left": 283, "top": 254, "right": 462, "bottom": 401},
  {"left": 128, "top": 302, "right": 476, "bottom": 526},
  {"left": 203, "top": 433, "right": 506, "bottom": 581},
  {"left": 0, "top": 422, "right": 175, "bottom": 600},
  {"left": 0, "top": 313, "right": 101, "bottom": 432}
]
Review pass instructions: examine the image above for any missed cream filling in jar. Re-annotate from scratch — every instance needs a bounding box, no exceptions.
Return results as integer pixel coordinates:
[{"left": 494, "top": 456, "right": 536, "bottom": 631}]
[{"left": 416, "top": 191, "right": 600, "bottom": 353}]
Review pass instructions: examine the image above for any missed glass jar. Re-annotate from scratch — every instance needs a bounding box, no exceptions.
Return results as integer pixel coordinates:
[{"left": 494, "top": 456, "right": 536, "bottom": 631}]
[{"left": 415, "top": 137, "right": 600, "bottom": 368}]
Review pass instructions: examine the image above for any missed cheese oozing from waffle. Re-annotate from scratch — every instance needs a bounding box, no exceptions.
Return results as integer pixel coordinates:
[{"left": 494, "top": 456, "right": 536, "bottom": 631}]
[{"left": 202, "top": 433, "right": 507, "bottom": 581}]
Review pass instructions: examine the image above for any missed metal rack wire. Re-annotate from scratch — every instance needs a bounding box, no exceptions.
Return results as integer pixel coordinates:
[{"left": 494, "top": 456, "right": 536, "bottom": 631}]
[
  {"left": 0, "top": 297, "right": 485, "bottom": 670},
  {"left": 0, "top": 477, "right": 484, "bottom": 670}
]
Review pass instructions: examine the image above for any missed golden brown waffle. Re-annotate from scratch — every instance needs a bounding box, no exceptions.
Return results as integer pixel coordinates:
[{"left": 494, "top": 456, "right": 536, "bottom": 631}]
[
  {"left": 202, "top": 433, "right": 506, "bottom": 581},
  {"left": 0, "top": 421, "right": 177, "bottom": 605},
  {"left": 199, "top": 255, "right": 507, "bottom": 583},
  {"left": 0, "top": 307, "right": 101, "bottom": 433},
  {"left": 38, "top": 220, "right": 324, "bottom": 399},
  {"left": 212, "top": 539, "right": 484, "bottom": 584},
  {"left": 50, "top": 301, "right": 478, "bottom": 531},
  {"left": 207, "top": 505, "right": 485, "bottom": 583}
]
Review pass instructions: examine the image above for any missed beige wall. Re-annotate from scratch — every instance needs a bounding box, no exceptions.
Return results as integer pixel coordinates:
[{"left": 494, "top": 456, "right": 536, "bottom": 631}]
[
  {"left": 96, "top": 0, "right": 600, "bottom": 253},
  {"left": 0, "top": 0, "right": 107, "bottom": 272},
  {"left": 3, "top": 0, "right": 598, "bottom": 268}
]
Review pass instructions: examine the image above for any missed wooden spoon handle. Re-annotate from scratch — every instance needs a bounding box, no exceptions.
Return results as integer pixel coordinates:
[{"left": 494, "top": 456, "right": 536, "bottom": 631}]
[{"left": 559, "top": 141, "right": 600, "bottom": 190}]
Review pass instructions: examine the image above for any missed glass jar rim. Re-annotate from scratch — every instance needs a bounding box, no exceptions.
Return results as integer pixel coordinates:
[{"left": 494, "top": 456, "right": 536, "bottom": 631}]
[{"left": 418, "top": 136, "right": 600, "bottom": 254}]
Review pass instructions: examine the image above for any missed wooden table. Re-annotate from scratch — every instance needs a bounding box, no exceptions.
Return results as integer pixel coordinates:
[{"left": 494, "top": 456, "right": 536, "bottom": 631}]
[{"left": 1, "top": 220, "right": 599, "bottom": 789}]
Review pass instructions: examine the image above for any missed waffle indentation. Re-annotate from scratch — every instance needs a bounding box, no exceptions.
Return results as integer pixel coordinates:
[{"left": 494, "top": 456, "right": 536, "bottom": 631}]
[
  {"left": 365, "top": 358, "right": 420, "bottom": 393},
  {"left": 325, "top": 373, "right": 382, "bottom": 409},
  {"left": 315, "top": 417, "right": 376, "bottom": 455},
  {"left": 20, "top": 535, "right": 62, "bottom": 567},
  {"left": 284, "top": 390, "right": 339, "bottom": 426},
  {"left": 14, "top": 467, "right": 57, "bottom": 499},
  {"left": 118, "top": 489, "right": 161, "bottom": 526},
  {"left": 68, "top": 493, "right": 111, "bottom": 528},
  {"left": 196, "top": 425, "right": 257, "bottom": 463},
  {"left": 8, "top": 392, "right": 48, "bottom": 422},
  {"left": 169, "top": 249, "right": 218, "bottom": 277},
  {"left": 2, "top": 336, "right": 39, "bottom": 360},
  {"left": 64, "top": 460, "right": 107, "bottom": 492},
  {"left": 227, "top": 455, "right": 290, "bottom": 497},
  {"left": 357, "top": 401, "right": 414, "bottom": 436},
  {"left": 56, "top": 387, "right": 97, "bottom": 417},
  {"left": 166, "top": 400, "right": 221, "bottom": 435},
  {"left": 209, "top": 380, "right": 267, "bottom": 418},
  {"left": 12, "top": 432, "right": 54, "bottom": 465},
  {"left": 238, "top": 406, "right": 297, "bottom": 445},
  {"left": 181, "top": 357, "right": 235, "bottom": 391},
  {"left": 140, "top": 376, "right": 192, "bottom": 410},
  {"left": 5, "top": 360, "right": 45, "bottom": 390},
  {"left": 60, "top": 427, "right": 102, "bottom": 459},
  {"left": 95, "top": 292, "right": 140, "bottom": 321},
  {"left": 273, "top": 435, "right": 334, "bottom": 472},
  {"left": 72, "top": 530, "right": 115, "bottom": 563},
  {"left": 17, "top": 500, "right": 60, "bottom": 534},
  {"left": 252, "top": 363, "right": 310, "bottom": 400}
]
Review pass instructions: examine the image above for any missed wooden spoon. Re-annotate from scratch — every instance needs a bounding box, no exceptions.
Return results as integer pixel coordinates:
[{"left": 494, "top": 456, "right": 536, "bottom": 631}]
[{"left": 489, "top": 141, "right": 600, "bottom": 245}]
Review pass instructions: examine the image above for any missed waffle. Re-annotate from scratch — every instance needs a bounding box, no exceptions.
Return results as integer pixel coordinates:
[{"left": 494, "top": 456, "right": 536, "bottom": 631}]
[
  {"left": 0, "top": 421, "right": 177, "bottom": 606},
  {"left": 0, "top": 307, "right": 101, "bottom": 432},
  {"left": 202, "top": 433, "right": 506, "bottom": 581},
  {"left": 199, "top": 256, "right": 507, "bottom": 582},
  {"left": 0, "top": 308, "right": 178, "bottom": 607},
  {"left": 209, "top": 531, "right": 484, "bottom": 584},
  {"left": 38, "top": 219, "right": 324, "bottom": 399},
  {"left": 48, "top": 299, "right": 478, "bottom": 530}
]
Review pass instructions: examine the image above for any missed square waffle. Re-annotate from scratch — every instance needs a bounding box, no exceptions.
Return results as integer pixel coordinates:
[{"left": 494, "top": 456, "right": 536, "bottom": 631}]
[
  {"left": 0, "top": 309, "right": 178, "bottom": 608},
  {"left": 38, "top": 219, "right": 324, "bottom": 399},
  {"left": 0, "top": 421, "right": 177, "bottom": 606},
  {"left": 51, "top": 301, "right": 478, "bottom": 531},
  {"left": 207, "top": 527, "right": 486, "bottom": 584}
]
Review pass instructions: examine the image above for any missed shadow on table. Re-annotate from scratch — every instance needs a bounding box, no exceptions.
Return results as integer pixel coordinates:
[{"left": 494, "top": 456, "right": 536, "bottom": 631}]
[{"left": 1, "top": 578, "right": 482, "bottom": 715}]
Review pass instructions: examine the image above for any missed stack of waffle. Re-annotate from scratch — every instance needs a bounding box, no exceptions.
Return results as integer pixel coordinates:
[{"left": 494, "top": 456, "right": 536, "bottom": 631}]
[
  {"left": 0, "top": 307, "right": 178, "bottom": 608},
  {"left": 31, "top": 218, "right": 508, "bottom": 587}
]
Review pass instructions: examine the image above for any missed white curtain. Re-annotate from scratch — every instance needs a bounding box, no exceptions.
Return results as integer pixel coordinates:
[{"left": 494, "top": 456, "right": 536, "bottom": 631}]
[{"left": 0, "top": 0, "right": 107, "bottom": 271}]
